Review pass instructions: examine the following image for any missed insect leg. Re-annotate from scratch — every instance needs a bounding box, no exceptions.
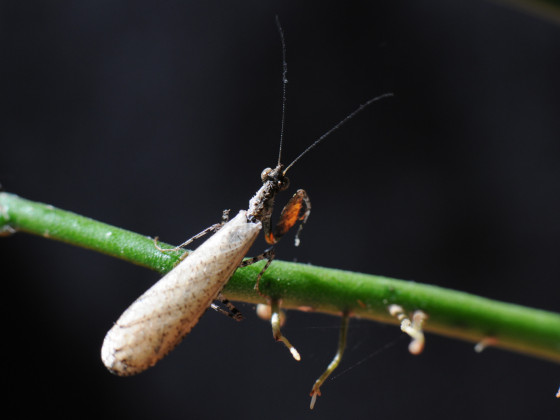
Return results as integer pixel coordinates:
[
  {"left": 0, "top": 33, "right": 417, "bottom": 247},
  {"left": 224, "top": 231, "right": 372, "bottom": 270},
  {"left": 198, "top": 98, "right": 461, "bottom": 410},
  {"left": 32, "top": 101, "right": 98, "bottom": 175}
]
[
  {"left": 239, "top": 247, "right": 276, "bottom": 295},
  {"left": 209, "top": 292, "right": 244, "bottom": 321},
  {"left": 309, "top": 312, "right": 350, "bottom": 410},
  {"left": 154, "top": 209, "right": 231, "bottom": 260},
  {"left": 264, "top": 189, "right": 311, "bottom": 247}
]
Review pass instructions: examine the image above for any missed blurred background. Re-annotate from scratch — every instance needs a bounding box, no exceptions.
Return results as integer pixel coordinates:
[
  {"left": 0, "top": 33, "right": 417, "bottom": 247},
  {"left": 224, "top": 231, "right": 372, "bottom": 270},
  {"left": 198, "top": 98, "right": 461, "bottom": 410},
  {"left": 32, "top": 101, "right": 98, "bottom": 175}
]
[{"left": 1, "top": 1, "right": 559, "bottom": 418}]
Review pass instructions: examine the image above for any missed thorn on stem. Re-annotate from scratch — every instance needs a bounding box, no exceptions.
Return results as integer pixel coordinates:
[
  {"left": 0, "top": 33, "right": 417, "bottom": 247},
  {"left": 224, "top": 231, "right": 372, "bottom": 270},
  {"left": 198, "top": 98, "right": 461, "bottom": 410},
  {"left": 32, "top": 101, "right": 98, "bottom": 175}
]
[
  {"left": 270, "top": 299, "right": 300, "bottom": 361},
  {"left": 309, "top": 313, "right": 350, "bottom": 410},
  {"left": 388, "top": 304, "right": 427, "bottom": 355},
  {"left": 474, "top": 337, "right": 498, "bottom": 353},
  {"left": 256, "top": 303, "right": 286, "bottom": 327}
]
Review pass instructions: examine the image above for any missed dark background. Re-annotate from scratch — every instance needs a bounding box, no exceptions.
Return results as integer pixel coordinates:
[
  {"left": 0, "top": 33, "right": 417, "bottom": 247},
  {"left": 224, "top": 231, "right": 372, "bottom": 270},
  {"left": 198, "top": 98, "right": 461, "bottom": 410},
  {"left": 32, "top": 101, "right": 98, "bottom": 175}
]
[{"left": 1, "top": 1, "right": 559, "bottom": 419}]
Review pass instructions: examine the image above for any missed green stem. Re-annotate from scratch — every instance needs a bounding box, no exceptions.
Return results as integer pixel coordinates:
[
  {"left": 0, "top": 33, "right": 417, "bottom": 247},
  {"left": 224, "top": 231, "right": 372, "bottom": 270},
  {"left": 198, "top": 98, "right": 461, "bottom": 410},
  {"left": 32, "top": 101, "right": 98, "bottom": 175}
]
[{"left": 2, "top": 192, "right": 560, "bottom": 363}]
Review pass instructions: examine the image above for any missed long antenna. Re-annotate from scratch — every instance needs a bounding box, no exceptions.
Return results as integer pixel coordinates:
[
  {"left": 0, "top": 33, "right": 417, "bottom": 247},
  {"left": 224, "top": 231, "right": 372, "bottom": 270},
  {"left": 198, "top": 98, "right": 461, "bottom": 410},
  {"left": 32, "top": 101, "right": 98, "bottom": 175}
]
[
  {"left": 283, "top": 92, "right": 394, "bottom": 174},
  {"left": 275, "top": 15, "right": 288, "bottom": 167}
]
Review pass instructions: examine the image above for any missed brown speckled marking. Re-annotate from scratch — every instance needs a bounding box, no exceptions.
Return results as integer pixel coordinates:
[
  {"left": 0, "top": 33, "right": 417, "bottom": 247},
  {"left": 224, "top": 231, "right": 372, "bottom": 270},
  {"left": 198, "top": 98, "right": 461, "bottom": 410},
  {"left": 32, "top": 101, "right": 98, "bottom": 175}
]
[{"left": 101, "top": 210, "right": 261, "bottom": 375}]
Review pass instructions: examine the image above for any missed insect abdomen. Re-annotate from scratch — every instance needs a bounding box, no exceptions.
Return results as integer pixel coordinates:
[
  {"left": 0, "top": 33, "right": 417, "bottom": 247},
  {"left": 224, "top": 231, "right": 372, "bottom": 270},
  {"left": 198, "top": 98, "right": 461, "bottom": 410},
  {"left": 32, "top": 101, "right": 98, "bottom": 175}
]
[{"left": 101, "top": 210, "right": 261, "bottom": 376}]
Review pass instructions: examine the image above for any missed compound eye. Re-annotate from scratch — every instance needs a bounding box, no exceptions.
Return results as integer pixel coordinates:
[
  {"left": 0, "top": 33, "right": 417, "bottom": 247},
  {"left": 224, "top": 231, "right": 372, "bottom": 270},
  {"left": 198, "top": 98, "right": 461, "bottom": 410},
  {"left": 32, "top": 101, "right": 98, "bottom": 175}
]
[
  {"left": 279, "top": 176, "right": 290, "bottom": 191},
  {"left": 261, "top": 168, "right": 273, "bottom": 182}
]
